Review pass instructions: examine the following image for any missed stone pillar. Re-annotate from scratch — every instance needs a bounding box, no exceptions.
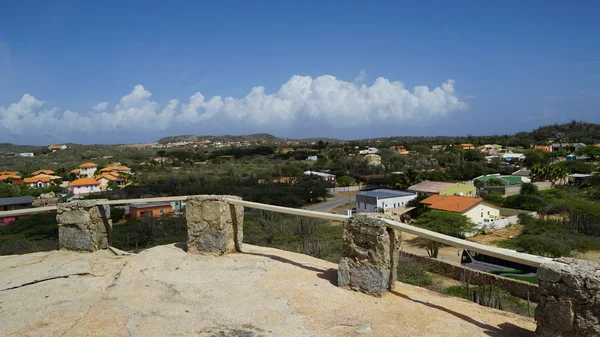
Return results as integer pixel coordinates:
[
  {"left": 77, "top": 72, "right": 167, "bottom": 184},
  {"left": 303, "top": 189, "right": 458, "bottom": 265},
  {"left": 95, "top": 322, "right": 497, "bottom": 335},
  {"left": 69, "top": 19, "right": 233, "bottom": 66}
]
[
  {"left": 57, "top": 200, "right": 112, "bottom": 252},
  {"left": 337, "top": 216, "right": 401, "bottom": 296},
  {"left": 186, "top": 195, "right": 244, "bottom": 255},
  {"left": 536, "top": 258, "right": 600, "bottom": 337}
]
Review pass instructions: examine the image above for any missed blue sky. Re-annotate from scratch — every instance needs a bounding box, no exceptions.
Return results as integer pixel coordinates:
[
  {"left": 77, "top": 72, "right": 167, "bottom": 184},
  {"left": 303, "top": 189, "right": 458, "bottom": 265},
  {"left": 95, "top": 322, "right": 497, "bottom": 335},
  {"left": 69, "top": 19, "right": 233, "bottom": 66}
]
[{"left": 1, "top": 0, "right": 599, "bottom": 144}]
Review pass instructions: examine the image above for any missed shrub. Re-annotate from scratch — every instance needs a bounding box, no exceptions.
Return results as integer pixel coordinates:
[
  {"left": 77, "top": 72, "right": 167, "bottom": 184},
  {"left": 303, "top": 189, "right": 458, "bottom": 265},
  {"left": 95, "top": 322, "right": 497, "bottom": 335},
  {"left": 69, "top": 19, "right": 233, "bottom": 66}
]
[{"left": 397, "top": 256, "right": 433, "bottom": 286}]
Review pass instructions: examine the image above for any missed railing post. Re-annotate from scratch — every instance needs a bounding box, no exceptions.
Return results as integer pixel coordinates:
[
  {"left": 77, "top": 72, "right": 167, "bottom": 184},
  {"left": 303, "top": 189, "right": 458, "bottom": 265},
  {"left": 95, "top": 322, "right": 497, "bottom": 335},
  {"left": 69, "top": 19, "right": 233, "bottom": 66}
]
[
  {"left": 337, "top": 215, "right": 401, "bottom": 296},
  {"left": 536, "top": 258, "right": 600, "bottom": 337},
  {"left": 57, "top": 200, "right": 112, "bottom": 252},
  {"left": 186, "top": 195, "right": 244, "bottom": 255}
]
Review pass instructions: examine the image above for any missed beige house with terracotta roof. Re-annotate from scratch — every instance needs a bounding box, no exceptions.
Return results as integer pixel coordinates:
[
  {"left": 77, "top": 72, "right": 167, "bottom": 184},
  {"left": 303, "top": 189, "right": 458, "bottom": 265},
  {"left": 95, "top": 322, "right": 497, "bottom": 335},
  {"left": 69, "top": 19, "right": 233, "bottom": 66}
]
[
  {"left": 23, "top": 176, "right": 51, "bottom": 188},
  {"left": 78, "top": 163, "right": 98, "bottom": 178},
  {"left": 421, "top": 195, "right": 500, "bottom": 224}
]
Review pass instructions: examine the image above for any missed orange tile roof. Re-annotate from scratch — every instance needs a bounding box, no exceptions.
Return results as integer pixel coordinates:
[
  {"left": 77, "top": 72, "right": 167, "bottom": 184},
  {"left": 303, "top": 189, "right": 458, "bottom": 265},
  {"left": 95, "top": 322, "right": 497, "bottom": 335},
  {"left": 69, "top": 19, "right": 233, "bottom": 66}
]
[
  {"left": 32, "top": 169, "right": 56, "bottom": 176},
  {"left": 49, "top": 145, "right": 64, "bottom": 149},
  {"left": 100, "top": 166, "right": 131, "bottom": 172},
  {"left": 95, "top": 174, "right": 119, "bottom": 181},
  {"left": 459, "top": 143, "right": 475, "bottom": 147},
  {"left": 23, "top": 176, "right": 51, "bottom": 183},
  {"left": 79, "top": 162, "right": 98, "bottom": 168},
  {"left": 420, "top": 194, "right": 447, "bottom": 205},
  {"left": 0, "top": 175, "right": 21, "bottom": 181},
  {"left": 595, "top": 144, "right": 600, "bottom": 147},
  {"left": 70, "top": 178, "right": 100, "bottom": 187},
  {"left": 425, "top": 195, "right": 482, "bottom": 213},
  {"left": 70, "top": 169, "right": 81, "bottom": 174},
  {"left": 0, "top": 171, "right": 19, "bottom": 176}
]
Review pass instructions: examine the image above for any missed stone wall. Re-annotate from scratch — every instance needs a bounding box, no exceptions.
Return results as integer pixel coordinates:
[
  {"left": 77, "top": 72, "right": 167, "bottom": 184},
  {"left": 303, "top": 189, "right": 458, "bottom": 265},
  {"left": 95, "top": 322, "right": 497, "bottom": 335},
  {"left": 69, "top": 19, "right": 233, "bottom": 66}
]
[
  {"left": 337, "top": 216, "right": 401, "bottom": 296},
  {"left": 186, "top": 195, "right": 243, "bottom": 255},
  {"left": 535, "top": 258, "right": 600, "bottom": 337},
  {"left": 57, "top": 200, "right": 112, "bottom": 252},
  {"left": 400, "top": 251, "right": 540, "bottom": 302}
]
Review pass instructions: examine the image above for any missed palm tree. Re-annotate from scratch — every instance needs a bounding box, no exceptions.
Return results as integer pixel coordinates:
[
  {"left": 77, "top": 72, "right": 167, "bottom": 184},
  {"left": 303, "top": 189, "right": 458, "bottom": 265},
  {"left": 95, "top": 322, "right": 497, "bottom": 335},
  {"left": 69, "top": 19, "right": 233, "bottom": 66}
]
[
  {"left": 531, "top": 163, "right": 567, "bottom": 187},
  {"left": 547, "top": 164, "right": 567, "bottom": 187},
  {"left": 395, "top": 169, "right": 421, "bottom": 189}
]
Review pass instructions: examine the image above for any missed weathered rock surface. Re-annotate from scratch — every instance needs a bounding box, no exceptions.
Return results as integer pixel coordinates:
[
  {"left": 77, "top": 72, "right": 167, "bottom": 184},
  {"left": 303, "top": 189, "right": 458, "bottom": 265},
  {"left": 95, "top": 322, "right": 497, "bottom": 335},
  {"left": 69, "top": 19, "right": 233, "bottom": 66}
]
[
  {"left": 186, "top": 195, "right": 243, "bottom": 255},
  {"left": 364, "top": 154, "right": 384, "bottom": 168},
  {"left": 57, "top": 201, "right": 112, "bottom": 252},
  {"left": 338, "top": 217, "right": 401, "bottom": 295},
  {"left": 0, "top": 244, "right": 536, "bottom": 337},
  {"left": 536, "top": 258, "right": 600, "bottom": 337}
]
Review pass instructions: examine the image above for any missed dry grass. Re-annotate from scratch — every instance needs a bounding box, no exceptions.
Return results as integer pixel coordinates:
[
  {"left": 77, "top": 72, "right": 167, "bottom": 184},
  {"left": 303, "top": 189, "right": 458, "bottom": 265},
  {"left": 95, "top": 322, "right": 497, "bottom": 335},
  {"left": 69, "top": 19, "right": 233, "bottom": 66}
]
[{"left": 468, "top": 225, "right": 524, "bottom": 246}]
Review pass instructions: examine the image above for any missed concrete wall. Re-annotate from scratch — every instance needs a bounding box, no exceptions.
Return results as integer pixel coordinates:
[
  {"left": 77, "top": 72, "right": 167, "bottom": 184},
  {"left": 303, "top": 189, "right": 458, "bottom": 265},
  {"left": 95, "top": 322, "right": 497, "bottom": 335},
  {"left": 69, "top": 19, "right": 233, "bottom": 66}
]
[
  {"left": 327, "top": 184, "right": 377, "bottom": 193},
  {"left": 400, "top": 251, "right": 540, "bottom": 302},
  {"left": 533, "top": 181, "right": 552, "bottom": 191}
]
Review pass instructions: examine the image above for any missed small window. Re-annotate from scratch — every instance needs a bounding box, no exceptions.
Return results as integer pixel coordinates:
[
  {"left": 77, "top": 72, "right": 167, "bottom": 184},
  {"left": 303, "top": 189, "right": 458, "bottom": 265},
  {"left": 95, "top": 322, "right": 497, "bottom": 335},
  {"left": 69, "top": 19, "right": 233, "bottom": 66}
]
[
  {"left": 481, "top": 212, "right": 483, "bottom": 217},
  {"left": 487, "top": 211, "right": 490, "bottom": 215},
  {"left": 159, "top": 209, "right": 164, "bottom": 214}
]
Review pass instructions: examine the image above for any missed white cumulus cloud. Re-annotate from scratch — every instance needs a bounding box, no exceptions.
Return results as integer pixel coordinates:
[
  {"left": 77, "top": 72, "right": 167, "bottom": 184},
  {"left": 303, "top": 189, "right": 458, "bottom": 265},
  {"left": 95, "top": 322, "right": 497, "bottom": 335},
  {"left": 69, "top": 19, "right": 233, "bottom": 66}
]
[
  {"left": 0, "top": 74, "right": 468, "bottom": 140},
  {"left": 92, "top": 102, "right": 108, "bottom": 112}
]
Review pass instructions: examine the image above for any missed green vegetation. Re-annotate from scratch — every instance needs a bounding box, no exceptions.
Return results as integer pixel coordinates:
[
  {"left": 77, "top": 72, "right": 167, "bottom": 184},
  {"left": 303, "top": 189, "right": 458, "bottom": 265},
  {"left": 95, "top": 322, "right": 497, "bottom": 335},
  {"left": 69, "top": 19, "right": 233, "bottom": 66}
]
[
  {"left": 495, "top": 214, "right": 600, "bottom": 257},
  {"left": 396, "top": 256, "right": 433, "bottom": 286},
  {"left": 444, "top": 285, "right": 533, "bottom": 316},
  {"left": 243, "top": 212, "right": 343, "bottom": 263},
  {"left": 0, "top": 212, "right": 58, "bottom": 255},
  {"left": 413, "top": 211, "right": 476, "bottom": 258},
  {"left": 111, "top": 214, "right": 187, "bottom": 251}
]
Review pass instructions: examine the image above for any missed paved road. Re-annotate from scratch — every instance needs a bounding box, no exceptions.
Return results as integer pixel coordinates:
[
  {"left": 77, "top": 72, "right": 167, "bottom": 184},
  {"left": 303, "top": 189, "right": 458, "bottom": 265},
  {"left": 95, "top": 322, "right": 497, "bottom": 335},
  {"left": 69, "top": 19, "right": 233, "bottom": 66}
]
[{"left": 305, "top": 192, "right": 355, "bottom": 213}]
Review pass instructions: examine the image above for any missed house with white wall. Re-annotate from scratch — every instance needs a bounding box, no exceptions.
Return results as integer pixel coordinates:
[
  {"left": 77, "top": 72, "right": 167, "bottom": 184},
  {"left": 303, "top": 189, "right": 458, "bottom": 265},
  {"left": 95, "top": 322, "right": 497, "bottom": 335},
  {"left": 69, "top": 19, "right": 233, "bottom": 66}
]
[
  {"left": 303, "top": 171, "right": 336, "bottom": 183},
  {"left": 420, "top": 195, "right": 500, "bottom": 224},
  {"left": 23, "top": 176, "right": 51, "bottom": 188},
  {"left": 78, "top": 163, "right": 98, "bottom": 178},
  {"left": 355, "top": 189, "right": 417, "bottom": 213}
]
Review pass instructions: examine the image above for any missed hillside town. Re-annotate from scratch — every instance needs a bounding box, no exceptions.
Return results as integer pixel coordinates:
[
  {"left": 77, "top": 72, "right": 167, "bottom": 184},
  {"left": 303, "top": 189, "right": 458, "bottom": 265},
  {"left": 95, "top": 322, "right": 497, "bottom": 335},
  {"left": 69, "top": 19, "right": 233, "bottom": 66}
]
[{"left": 2, "top": 122, "right": 600, "bottom": 337}]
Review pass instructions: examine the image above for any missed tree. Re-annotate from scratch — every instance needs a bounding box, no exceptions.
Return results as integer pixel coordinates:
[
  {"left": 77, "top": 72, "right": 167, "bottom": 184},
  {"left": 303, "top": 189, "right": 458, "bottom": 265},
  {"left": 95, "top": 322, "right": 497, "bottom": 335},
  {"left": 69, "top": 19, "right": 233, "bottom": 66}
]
[
  {"left": 520, "top": 182, "right": 538, "bottom": 195},
  {"left": 107, "top": 181, "right": 119, "bottom": 191},
  {"left": 395, "top": 169, "right": 421, "bottom": 189},
  {"left": 0, "top": 184, "right": 20, "bottom": 198},
  {"left": 462, "top": 149, "right": 484, "bottom": 162},
  {"left": 531, "top": 163, "right": 568, "bottom": 187},
  {"left": 523, "top": 150, "right": 551, "bottom": 167},
  {"left": 576, "top": 145, "right": 600, "bottom": 160},
  {"left": 336, "top": 175, "right": 356, "bottom": 187},
  {"left": 413, "top": 211, "right": 476, "bottom": 258}
]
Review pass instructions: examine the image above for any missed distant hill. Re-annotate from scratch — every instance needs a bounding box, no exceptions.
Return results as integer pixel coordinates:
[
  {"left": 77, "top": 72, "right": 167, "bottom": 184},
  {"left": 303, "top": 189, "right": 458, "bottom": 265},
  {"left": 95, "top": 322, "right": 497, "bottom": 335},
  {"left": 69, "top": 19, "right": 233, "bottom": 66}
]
[
  {"left": 157, "top": 133, "right": 343, "bottom": 144},
  {"left": 0, "top": 143, "right": 46, "bottom": 153},
  {"left": 526, "top": 121, "right": 600, "bottom": 144}
]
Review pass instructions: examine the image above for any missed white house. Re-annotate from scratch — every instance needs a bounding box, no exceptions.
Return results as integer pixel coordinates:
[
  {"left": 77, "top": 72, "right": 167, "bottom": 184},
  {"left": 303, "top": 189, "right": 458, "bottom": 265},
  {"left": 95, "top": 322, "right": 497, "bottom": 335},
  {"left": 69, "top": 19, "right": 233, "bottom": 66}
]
[
  {"left": 23, "top": 176, "right": 51, "bottom": 188},
  {"left": 19, "top": 153, "right": 34, "bottom": 157},
  {"left": 355, "top": 189, "right": 417, "bottom": 213},
  {"left": 303, "top": 171, "right": 336, "bottom": 183},
  {"left": 359, "top": 147, "right": 379, "bottom": 155},
  {"left": 78, "top": 163, "right": 98, "bottom": 178},
  {"left": 421, "top": 195, "right": 500, "bottom": 225}
]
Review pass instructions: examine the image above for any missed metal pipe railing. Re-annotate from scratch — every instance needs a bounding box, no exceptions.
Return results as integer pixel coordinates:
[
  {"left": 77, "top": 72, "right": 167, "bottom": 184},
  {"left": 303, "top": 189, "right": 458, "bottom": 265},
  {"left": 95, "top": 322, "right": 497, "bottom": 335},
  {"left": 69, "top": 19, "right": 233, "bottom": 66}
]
[{"left": 0, "top": 194, "right": 548, "bottom": 267}]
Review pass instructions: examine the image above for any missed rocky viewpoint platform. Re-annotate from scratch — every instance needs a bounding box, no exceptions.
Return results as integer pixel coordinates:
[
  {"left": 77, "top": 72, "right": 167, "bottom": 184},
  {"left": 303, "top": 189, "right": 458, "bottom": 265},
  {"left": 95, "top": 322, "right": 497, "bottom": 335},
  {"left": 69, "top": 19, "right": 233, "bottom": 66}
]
[{"left": 0, "top": 244, "right": 535, "bottom": 337}]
